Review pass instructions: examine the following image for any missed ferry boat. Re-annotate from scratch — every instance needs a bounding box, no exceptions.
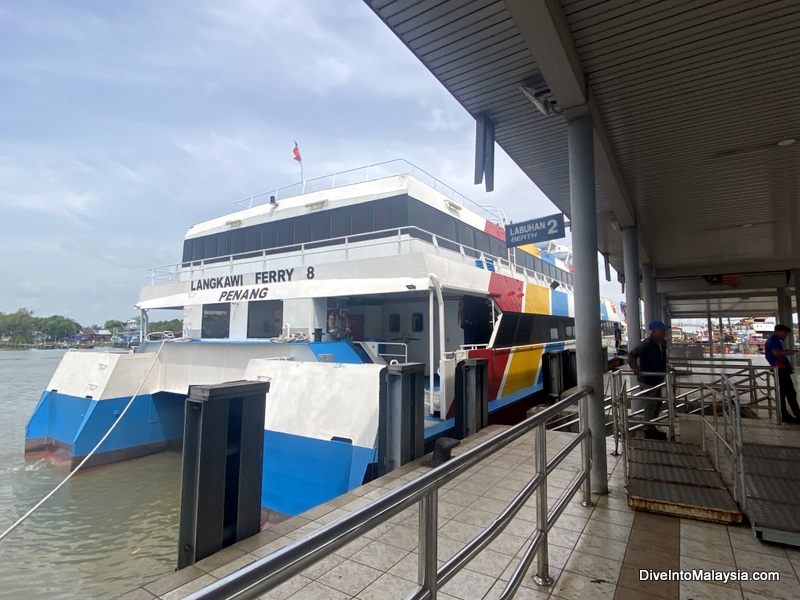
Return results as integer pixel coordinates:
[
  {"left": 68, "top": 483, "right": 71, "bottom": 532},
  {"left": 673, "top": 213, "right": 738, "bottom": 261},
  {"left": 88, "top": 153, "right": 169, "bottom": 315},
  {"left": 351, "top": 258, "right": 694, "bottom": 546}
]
[{"left": 25, "top": 161, "right": 623, "bottom": 517}]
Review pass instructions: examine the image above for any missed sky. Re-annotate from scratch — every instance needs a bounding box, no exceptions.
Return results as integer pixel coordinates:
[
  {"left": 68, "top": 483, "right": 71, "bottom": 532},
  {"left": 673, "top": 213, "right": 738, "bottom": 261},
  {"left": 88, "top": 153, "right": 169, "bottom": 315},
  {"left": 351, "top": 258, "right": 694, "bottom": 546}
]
[{"left": 0, "top": 0, "right": 624, "bottom": 326}]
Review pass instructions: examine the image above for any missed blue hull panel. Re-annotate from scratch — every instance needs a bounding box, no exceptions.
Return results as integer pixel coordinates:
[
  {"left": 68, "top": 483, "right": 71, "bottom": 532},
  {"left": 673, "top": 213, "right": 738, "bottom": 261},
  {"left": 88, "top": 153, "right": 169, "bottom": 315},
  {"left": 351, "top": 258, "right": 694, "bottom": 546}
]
[{"left": 26, "top": 391, "right": 185, "bottom": 457}]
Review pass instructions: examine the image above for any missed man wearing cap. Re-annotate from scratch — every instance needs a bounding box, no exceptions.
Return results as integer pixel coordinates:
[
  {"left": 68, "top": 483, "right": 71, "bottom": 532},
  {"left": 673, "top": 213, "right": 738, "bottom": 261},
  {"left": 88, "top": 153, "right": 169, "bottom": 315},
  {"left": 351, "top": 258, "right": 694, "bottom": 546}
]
[
  {"left": 627, "top": 321, "right": 669, "bottom": 440},
  {"left": 765, "top": 324, "right": 800, "bottom": 424}
]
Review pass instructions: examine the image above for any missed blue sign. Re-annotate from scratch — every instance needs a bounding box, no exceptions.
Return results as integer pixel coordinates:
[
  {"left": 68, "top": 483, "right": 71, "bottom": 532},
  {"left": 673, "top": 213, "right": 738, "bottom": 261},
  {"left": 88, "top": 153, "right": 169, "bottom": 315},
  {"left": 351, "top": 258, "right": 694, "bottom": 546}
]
[{"left": 505, "top": 213, "right": 565, "bottom": 247}]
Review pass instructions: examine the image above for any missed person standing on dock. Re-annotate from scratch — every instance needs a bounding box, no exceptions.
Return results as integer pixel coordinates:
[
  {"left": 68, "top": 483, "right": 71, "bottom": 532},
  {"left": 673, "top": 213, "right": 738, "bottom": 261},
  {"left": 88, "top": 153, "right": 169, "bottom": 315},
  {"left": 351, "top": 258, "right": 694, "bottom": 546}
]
[
  {"left": 627, "top": 321, "right": 669, "bottom": 440},
  {"left": 614, "top": 323, "right": 622, "bottom": 351},
  {"left": 765, "top": 324, "right": 800, "bottom": 424}
]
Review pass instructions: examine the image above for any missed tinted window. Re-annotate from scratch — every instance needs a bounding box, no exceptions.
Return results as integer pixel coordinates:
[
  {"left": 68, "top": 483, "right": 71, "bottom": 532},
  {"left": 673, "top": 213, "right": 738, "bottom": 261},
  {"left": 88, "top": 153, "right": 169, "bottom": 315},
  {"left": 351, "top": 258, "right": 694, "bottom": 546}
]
[
  {"left": 276, "top": 220, "right": 293, "bottom": 247},
  {"left": 436, "top": 213, "right": 457, "bottom": 242},
  {"left": 408, "top": 200, "right": 438, "bottom": 234},
  {"left": 192, "top": 238, "right": 205, "bottom": 261},
  {"left": 260, "top": 222, "right": 275, "bottom": 249},
  {"left": 351, "top": 203, "right": 373, "bottom": 234},
  {"left": 201, "top": 303, "right": 230, "bottom": 339},
  {"left": 373, "top": 199, "right": 392, "bottom": 231},
  {"left": 489, "top": 235, "right": 504, "bottom": 258},
  {"left": 204, "top": 235, "right": 217, "bottom": 260},
  {"left": 293, "top": 216, "right": 310, "bottom": 244},
  {"left": 474, "top": 231, "right": 491, "bottom": 254},
  {"left": 411, "top": 313, "right": 423, "bottom": 332},
  {"left": 311, "top": 211, "right": 330, "bottom": 241},
  {"left": 247, "top": 300, "right": 283, "bottom": 338},
  {"left": 231, "top": 228, "right": 245, "bottom": 255},
  {"left": 217, "top": 231, "right": 231, "bottom": 257},
  {"left": 245, "top": 225, "right": 260, "bottom": 252},
  {"left": 389, "top": 314, "right": 400, "bottom": 333},
  {"left": 390, "top": 196, "right": 408, "bottom": 227},
  {"left": 331, "top": 207, "right": 351, "bottom": 238},
  {"left": 457, "top": 222, "right": 474, "bottom": 248},
  {"left": 182, "top": 239, "right": 193, "bottom": 262}
]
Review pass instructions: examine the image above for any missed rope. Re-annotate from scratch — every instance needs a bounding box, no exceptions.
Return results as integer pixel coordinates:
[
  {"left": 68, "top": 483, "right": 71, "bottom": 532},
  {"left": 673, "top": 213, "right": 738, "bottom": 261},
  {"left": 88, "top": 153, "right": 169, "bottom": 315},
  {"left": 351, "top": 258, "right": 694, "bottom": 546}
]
[
  {"left": 0, "top": 339, "right": 170, "bottom": 542},
  {"left": 269, "top": 332, "right": 310, "bottom": 343}
]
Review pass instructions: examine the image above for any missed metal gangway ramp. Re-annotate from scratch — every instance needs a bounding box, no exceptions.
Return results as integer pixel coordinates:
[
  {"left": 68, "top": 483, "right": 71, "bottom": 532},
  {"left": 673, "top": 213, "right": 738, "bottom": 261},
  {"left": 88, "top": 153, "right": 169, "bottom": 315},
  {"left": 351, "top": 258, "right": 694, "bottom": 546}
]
[
  {"left": 742, "top": 442, "right": 800, "bottom": 546},
  {"left": 614, "top": 359, "right": 800, "bottom": 545}
]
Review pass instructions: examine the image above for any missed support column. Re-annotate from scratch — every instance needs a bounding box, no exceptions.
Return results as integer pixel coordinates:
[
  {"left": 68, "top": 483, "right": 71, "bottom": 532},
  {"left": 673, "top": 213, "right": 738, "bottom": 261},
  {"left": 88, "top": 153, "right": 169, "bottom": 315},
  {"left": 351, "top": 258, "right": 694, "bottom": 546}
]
[
  {"left": 778, "top": 288, "right": 794, "bottom": 351},
  {"left": 642, "top": 263, "right": 657, "bottom": 327},
  {"left": 719, "top": 316, "right": 725, "bottom": 357},
  {"left": 568, "top": 113, "right": 607, "bottom": 494},
  {"left": 707, "top": 312, "right": 714, "bottom": 357},
  {"left": 622, "top": 227, "right": 641, "bottom": 349}
]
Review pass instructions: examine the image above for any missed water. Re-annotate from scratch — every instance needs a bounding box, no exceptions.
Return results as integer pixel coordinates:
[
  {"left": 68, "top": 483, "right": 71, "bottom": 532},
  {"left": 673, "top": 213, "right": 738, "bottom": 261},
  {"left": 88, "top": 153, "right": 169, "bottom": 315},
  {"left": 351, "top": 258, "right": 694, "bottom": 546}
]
[{"left": 0, "top": 350, "right": 181, "bottom": 599}]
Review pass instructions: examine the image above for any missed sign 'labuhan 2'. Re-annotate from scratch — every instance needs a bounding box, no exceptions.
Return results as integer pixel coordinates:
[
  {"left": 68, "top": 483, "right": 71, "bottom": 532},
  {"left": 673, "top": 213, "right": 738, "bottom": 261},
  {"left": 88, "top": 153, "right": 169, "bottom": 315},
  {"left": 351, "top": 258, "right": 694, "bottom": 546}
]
[{"left": 505, "top": 213, "right": 565, "bottom": 247}]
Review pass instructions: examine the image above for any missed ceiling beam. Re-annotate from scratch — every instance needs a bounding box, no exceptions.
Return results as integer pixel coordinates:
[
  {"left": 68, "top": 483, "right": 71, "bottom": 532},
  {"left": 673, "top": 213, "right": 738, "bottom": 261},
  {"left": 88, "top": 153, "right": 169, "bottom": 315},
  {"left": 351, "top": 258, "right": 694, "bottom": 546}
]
[{"left": 503, "top": 0, "right": 645, "bottom": 258}]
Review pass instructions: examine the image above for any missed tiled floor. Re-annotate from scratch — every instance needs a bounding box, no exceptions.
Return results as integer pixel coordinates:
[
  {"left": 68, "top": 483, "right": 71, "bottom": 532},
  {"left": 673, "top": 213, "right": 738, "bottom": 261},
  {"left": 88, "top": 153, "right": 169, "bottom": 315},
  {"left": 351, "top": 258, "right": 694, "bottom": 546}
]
[{"left": 122, "top": 420, "right": 800, "bottom": 600}]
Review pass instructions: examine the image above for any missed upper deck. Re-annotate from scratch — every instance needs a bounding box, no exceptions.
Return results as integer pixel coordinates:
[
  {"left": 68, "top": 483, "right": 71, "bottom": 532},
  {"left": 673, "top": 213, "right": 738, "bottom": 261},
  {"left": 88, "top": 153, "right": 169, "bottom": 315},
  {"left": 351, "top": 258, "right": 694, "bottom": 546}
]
[{"left": 139, "top": 164, "right": 575, "bottom": 310}]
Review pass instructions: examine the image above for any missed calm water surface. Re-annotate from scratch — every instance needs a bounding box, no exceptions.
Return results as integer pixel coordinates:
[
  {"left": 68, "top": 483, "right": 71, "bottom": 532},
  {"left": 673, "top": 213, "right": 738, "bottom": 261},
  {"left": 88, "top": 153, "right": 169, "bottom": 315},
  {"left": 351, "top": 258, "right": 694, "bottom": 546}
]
[{"left": 0, "top": 349, "right": 181, "bottom": 599}]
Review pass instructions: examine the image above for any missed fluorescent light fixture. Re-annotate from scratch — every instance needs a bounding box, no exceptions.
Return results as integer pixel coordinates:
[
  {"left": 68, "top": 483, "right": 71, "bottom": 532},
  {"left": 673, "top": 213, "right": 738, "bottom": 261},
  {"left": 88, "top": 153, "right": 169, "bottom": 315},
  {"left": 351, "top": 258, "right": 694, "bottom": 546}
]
[
  {"left": 225, "top": 219, "right": 242, "bottom": 227},
  {"left": 519, "top": 85, "right": 552, "bottom": 117},
  {"left": 777, "top": 138, "right": 796, "bottom": 147},
  {"left": 445, "top": 199, "right": 463, "bottom": 211}
]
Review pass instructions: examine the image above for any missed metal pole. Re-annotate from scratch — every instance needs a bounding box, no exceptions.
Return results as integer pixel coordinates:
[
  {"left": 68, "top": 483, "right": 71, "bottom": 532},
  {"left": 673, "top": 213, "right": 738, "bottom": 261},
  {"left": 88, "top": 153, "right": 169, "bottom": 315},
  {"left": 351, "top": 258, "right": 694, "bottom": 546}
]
[
  {"left": 622, "top": 227, "right": 641, "bottom": 351},
  {"left": 418, "top": 491, "right": 438, "bottom": 598},
  {"left": 666, "top": 370, "right": 676, "bottom": 441},
  {"left": 429, "top": 288, "right": 435, "bottom": 415},
  {"left": 610, "top": 371, "right": 620, "bottom": 456},
  {"left": 642, "top": 263, "right": 656, "bottom": 327},
  {"left": 568, "top": 113, "right": 607, "bottom": 493},
  {"left": 533, "top": 423, "right": 552, "bottom": 586},
  {"left": 580, "top": 393, "right": 593, "bottom": 506},
  {"left": 707, "top": 312, "right": 714, "bottom": 358},
  {"left": 719, "top": 317, "right": 725, "bottom": 358}
]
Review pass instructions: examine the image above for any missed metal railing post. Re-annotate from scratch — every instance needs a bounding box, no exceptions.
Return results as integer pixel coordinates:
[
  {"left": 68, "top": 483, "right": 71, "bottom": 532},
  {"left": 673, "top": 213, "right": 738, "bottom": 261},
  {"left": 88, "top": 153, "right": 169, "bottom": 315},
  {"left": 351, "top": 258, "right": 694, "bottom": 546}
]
[
  {"left": 773, "top": 367, "right": 782, "bottom": 424},
  {"left": 418, "top": 491, "right": 438, "bottom": 598},
  {"left": 620, "top": 384, "right": 630, "bottom": 486},
  {"left": 533, "top": 422, "right": 552, "bottom": 586},
  {"left": 666, "top": 370, "right": 676, "bottom": 441},
  {"left": 580, "top": 392, "right": 593, "bottom": 506},
  {"left": 610, "top": 371, "right": 620, "bottom": 456}
]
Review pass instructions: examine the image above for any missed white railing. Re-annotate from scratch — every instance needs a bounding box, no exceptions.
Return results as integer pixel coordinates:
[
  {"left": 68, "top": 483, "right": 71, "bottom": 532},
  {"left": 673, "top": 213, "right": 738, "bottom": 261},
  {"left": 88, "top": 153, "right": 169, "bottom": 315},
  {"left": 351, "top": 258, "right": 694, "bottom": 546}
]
[{"left": 232, "top": 159, "right": 508, "bottom": 226}]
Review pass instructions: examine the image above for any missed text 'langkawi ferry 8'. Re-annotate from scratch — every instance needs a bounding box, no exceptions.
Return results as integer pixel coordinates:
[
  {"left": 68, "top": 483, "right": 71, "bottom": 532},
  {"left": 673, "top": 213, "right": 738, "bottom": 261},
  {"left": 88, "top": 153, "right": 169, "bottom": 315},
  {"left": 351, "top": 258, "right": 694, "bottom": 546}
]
[{"left": 25, "top": 161, "right": 623, "bottom": 517}]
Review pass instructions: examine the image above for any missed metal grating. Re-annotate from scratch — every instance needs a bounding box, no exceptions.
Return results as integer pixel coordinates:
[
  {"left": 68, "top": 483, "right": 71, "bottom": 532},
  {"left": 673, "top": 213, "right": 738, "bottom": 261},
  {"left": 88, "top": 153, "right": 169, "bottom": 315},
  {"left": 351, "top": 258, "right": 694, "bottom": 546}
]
[
  {"left": 629, "top": 463, "right": 726, "bottom": 489},
  {"left": 746, "top": 474, "right": 800, "bottom": 505},
  {"left": 743, "top": 443, "right": 800, "bottom": 463},
  {"left": 628, "top": 479, "right": 742, "bottom": 524},
  {"left": 747, "top": 499, "right": 800, "bottom": 536},
  {"left": 630, "top": 439, "right": 705, "bottom": 455},
  {"left": 743, "top": 456, "right": 798, "bottom": 479},
  {"left": 629, "top": 449, "right": 713, "bottom": 470}
]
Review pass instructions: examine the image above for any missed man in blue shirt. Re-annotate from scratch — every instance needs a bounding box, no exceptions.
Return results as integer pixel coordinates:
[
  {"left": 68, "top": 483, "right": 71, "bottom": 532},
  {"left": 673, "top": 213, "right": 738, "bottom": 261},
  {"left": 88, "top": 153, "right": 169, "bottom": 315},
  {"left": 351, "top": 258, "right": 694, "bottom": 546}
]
[
  {"left": 628, "top": 321, "right": 669, "bottom": 439},
  {"left": 765, "top": 324, "right": 800, "bottom": 424}
]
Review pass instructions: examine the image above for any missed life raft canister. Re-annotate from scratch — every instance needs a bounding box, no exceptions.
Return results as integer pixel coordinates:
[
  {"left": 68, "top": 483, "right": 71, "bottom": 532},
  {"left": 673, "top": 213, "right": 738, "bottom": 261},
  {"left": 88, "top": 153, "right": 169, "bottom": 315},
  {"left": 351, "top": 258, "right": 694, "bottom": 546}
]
[{"left": 327, "top": 310, "right": 351, "bottom": 340}]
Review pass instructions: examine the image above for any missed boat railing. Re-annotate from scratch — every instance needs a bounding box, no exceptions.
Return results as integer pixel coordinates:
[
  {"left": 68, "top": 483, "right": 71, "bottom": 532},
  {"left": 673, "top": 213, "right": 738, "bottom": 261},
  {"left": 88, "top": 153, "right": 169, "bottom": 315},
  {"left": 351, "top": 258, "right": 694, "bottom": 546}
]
[
  {"left": 183, "top": 386, "right": 593, "bottom": 600},
  {"left": 149, "top": 226, "right": 562, "bottom": 292},
  {"left": 231, "top": 159, "right": 507, "bottom": 225}
]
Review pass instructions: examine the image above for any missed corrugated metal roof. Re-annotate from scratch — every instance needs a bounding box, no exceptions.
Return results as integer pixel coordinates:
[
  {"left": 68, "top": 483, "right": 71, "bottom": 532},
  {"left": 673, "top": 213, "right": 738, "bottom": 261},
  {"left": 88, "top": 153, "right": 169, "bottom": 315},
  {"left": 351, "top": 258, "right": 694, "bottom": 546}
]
[{"left": 365, "top": 0, "right": 800, "bottom": 316}]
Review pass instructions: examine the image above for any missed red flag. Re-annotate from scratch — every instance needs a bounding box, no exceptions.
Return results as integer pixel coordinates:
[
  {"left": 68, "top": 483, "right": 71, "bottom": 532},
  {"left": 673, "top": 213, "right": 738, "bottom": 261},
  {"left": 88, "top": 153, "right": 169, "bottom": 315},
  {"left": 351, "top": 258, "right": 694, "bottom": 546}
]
[{"left": 293, "top": 142, "right": 302, "bottom": 163}]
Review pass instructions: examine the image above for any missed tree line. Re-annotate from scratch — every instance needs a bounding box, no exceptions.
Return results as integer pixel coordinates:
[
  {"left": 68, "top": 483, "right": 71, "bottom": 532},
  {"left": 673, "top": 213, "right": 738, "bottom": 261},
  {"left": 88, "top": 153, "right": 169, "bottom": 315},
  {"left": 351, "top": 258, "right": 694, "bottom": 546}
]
[{"left": 0, "top": 308, "right": 182, "bottom": 344}]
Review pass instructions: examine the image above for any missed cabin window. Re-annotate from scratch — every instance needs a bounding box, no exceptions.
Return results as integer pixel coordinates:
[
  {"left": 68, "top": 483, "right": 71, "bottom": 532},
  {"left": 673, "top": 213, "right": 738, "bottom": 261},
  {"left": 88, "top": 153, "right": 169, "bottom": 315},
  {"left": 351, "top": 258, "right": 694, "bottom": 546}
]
[
  {"left": 390, "top": 196, "right": 409, "bottom": 227},
  {"left": 276, "top": 221, "right": 293, "bottom": 247},
  {"left": 330, "top": 207, "right": 351, "bottom": 238},
  {"left": 436, "top": 213, "right": 457, "bottom": 242},
  {"left": 247, "top": 300, "right": 283, "bottom": 338},
  {"left": 389, "top": 314, "right": 401, "bottom": 333},
  {"left": 457, "top": 221, "right": 474, "bottom": 249},
  {"left": 216, "top": 231, "right": 231, "bottom": 257},
  {"left": 373, "top": 199, "right": 392, "bottom": 231},
  {"left": 201, "top": 303, "right": 231, "bottom": 339},
  {"left": 411, "top": 313, "right": 424, "bottom": 332},
  {"left": 474, "top": 231, "right": 491, "bottom": 254},
  {"left": 231, "top": 228, "right": 246, "bottom": 254},
  {"left": 408, "top": 200, "right": 438, "bottom": 235},
  {"left": 310, "top": 211, "right": 331, "bottom": 241},
  {"left": 489, "top": 235, "right": 504, "bottom": 258},
  {"left": 245, "top": 226, "right": 261, "bottom": 252},
  {"left": 351, "top": 203, "right": 373, "bottom": 235},
  {"left": 550, "top": 327, "right": 559, "bottom": 341},
  {"left": 204, "top": 234, "right": 218, "bottom": 260},
  {"left": 566, "top": 325, "right": 574, "bottom": 338},
  {"left": 260, "top": 222, "right": 275, "bottom": 249},
  {"left": 293, "top": 216, "right": 310, "bottom": 244}
]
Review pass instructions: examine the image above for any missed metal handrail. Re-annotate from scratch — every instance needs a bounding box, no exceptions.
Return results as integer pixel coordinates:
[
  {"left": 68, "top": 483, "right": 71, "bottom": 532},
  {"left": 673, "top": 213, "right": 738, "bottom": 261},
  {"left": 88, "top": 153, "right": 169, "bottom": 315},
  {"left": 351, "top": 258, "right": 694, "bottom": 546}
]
[
  {"left": 183, "top": 387, "right": 593, "bottom": 600},
  {"left": 230, "top": 159, "right": 507, "bottom": 226}
]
